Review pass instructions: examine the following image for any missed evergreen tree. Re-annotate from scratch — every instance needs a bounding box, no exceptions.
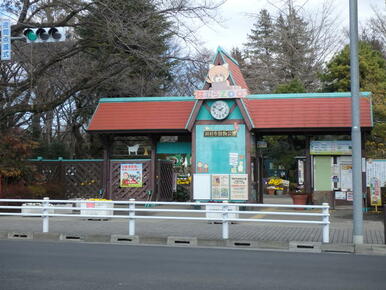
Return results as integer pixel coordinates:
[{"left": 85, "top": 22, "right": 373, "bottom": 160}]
[
  {"left": 78, "top": 0, "right": 175, "bottom": 98},
  {"left": 244, "top": 9, "right": 276, "bottom": 92},
  {"left": 321, "top": 42, "right": 386, "bottom": 158},
  {"left": 244, "top": 1, "right": 336, "bottom": 93}
]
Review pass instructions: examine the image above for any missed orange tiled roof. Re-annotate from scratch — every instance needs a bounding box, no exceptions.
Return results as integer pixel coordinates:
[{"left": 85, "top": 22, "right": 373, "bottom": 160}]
[
  {"left": 244, "top": 95, "right": 372, "bottom": 129},
  {"left": 88, "top": 97, "right": 195, "bottom": 131}
]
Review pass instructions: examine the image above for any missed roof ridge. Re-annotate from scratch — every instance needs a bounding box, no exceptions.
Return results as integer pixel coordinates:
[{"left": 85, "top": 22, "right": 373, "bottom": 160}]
[
  {"left": 99, "top": 96, "right": 195, "bottom": 103},
  {"left": 216, "top": 46, "right": 240, "bottom": 66},
  {"left": 247, "top": 92, "right": 372, "bottom": 99}
]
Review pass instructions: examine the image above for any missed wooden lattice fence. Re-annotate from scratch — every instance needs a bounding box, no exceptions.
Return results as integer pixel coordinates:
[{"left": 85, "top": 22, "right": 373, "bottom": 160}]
[
  {"left": 63, "top": 161, "right": 104, "bottom": 199},
  {"left": 30, "top": 159, "right": 174, "bottom": 201},
  {"left": 31, "top": 160, "right": 103, "bottom": 199},
  {"left": 157, "top": 160, "right": 174, "bottom": 201}
]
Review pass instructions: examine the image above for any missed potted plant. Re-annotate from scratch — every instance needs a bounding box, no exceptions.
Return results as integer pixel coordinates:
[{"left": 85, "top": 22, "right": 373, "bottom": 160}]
[
  {"left": 266, "top": 186, "right": 276, "bottom": 195},
  {"left": 289, "top": 183, "right": 308, "bottom": 208},
  {"left": 267, "top": 177, "right": 289, "bottom": 195}
]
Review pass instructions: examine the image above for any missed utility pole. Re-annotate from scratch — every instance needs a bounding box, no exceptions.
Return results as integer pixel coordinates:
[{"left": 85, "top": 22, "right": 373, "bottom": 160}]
[{"left": 349, "top": 0, "right": 364, "bottom": 244}]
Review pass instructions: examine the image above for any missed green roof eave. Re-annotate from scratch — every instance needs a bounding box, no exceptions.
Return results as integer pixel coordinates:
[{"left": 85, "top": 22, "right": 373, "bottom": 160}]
[
  {"left": 246, "top": 92, "right": 372, "bottom": 100},
  {"left": 99, "top": 96, "right": 195, "bottom": 103}
]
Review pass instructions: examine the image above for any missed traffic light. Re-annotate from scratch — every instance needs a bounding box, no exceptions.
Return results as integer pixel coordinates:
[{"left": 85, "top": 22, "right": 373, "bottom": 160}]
[{"left": 23, "top": 27, "right": 70, "bottom": 43}]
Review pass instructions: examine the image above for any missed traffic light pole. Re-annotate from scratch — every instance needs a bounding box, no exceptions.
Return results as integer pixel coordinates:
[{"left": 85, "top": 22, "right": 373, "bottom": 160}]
[{"left": 349, "top": 0, "right": 364, "bottom": 244}]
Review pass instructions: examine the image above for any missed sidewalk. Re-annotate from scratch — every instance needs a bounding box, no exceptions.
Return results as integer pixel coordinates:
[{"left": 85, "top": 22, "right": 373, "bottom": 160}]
[{"left": 0, "top": 195, "right": 384, "bottom": 245}]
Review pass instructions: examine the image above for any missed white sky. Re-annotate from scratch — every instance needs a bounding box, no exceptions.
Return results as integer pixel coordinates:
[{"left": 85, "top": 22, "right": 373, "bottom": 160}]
[{"left": 197, "top": 0, "right": 386, "bottom": 52}]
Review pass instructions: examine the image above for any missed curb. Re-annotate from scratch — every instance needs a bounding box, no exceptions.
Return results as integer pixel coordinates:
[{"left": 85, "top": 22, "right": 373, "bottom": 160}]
[{"left": 0, "top": 231, "right": 385, "bottom": 255}]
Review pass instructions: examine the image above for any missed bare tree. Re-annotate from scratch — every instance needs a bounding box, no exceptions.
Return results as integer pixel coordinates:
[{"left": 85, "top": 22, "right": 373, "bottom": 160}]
[
  {"left": 0, "top": 0, "right": 225, "bottom": 157},
  {"left": 244, "top": 0, "right": 342, "bottom": 93}
]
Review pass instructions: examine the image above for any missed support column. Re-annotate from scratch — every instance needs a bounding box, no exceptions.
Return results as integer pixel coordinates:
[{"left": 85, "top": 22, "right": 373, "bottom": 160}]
[
  {"left": 255, "top": 133, "right": 264, "bottom": 204},
  {"left": 190, "top": 127, "right": 196, "bottom": 201},
  {"left": 246, "top": 129, "right": 252, "bottom": 202},
  {"left": 304, "top": 136, "right": 312, "bottom": 196},
  {"left": 101, "top": 135, "right": 112, "bottom": 199},
  {"left": 150, "top": 136, "right": 159, "bottom": 201}
]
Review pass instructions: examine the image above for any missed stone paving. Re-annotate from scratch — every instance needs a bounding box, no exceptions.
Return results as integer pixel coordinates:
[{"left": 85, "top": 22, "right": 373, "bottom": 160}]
[{"left": 0, "top": 195, "right": 384, "bottom": 244}]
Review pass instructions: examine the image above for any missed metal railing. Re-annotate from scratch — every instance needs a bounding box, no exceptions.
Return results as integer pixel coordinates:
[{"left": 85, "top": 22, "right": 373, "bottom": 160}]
[{"left": 0, "top": 198, "right": 330, "bottom": 243}]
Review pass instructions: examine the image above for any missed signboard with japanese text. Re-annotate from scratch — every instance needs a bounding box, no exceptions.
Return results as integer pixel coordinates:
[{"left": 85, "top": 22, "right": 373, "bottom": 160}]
[
  {"left": 366, "top": 160, "right": 386, "bottom": 187},
  {"left": 340, "top": 164, "right": 353, "bottom": 190},
  {"left": 194, "top": 88, "right": 248, "bottom": 99},
  {"left": 230, "top": 174, "right": 248, "bottom": 200},
  {"left": 120, "top": 163, "right": 142, "bottom": 187},
  {"left": 211, "top": 174, "right": 230, "bottom": 200},
  {"left": 370, "top": 177, "right": 382, "bottom": 206},
  {"left": 1, "top": 19, "right": 11, "bottom": 60},
  {"left": 335, "top": 191, "right": 346, "bottom": 200},
  {"left": 310, "top": 141, "right": 352, "bottom": 155}
]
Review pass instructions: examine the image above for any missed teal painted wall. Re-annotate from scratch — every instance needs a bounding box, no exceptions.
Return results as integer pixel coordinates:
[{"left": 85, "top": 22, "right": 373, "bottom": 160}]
[
  {"left": 156, "top": 142, "right": 192, "bottom": 154},
  {"left": 195, "top": 124, "right": 246, "bottom": 174},
  {"left": 196, "top": 99, "right": 243, "bottom": 120}
]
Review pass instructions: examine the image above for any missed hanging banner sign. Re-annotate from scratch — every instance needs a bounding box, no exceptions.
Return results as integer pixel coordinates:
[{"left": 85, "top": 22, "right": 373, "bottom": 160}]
[
  {"left": 194, "top": 88, "right": 248, "bottom": 99},
  {"left": 120, "top": 163, "right": 143, "bottom": 187},
  {"left": 370, "top": 177, "right": 382, "bottom": 206}
]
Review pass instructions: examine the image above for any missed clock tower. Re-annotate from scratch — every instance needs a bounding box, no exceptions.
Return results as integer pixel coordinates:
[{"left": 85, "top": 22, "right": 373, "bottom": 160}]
[{"left": 190, "top": 47, "right": 254, "bottom": 202}]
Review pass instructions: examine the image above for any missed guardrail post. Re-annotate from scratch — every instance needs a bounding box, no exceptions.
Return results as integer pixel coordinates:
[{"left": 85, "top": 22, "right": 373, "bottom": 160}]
[
  {"left": 42, "top": 197, "right": 49, "bottom": 233},
  {"left": 322, "top": 202, "right": 329, "bottom": 243},
  {"left": 222, "top": 201, "right": 229, "bottom": 239},
  {"left": 129, "top": 198, "right": 135, "bottom": 236}
]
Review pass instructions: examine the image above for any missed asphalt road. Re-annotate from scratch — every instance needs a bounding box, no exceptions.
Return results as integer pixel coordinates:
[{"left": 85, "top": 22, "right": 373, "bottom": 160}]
[{"left": 0, "top": 240, "right": 385, "bottom": 290}]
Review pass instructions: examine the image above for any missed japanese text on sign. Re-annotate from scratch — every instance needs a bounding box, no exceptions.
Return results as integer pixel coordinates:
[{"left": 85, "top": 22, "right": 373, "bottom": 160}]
[
  {"left": 194, "top": 89, "right": 248, "bottom": 99},
  {"left": 1, "top": 19, "right": 11, "bottom": 60},
  {"left": 120, "top": 163, "right": 143, "bottom": 187}
]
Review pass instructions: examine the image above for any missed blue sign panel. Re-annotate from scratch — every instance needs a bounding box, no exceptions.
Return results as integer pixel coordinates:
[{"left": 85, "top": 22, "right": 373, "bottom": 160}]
[
  {"left": 1, "top": 19, "right": 11, "bottom": 60},
  {"left": 195, "top": 124, "right": 246, "bottom": 174}
]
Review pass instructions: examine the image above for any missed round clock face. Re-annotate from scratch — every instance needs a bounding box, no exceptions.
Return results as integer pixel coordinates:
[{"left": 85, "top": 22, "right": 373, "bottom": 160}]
[{"left": 210, "top": 101, "right": 230, "bottom": 120}]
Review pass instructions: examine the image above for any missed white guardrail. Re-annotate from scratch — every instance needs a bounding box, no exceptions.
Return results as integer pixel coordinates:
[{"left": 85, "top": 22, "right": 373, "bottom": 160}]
[{"left": 0, "top": 198, "right": 330, "bottom": 243}]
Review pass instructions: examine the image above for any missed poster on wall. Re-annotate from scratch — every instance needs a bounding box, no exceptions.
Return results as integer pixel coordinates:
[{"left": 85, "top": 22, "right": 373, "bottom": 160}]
[
  {"left": 340, "top": 164, "right": 353, "bottom": 190},
  {"left": 297, "top": 160, "right": 304, "bottom": 185},
  {"left": 366, "top": 160, "right": 386, "bottom": 187},
  {"left": 370, "top": 177, "right": 382, "bottom": 206},
  {"left": 230, "top": 174, "right": 248, "bottom": 200},
  {"left": 193, "top": 174, "right": 211, "bottom": 200},
  {"left": 211, "top": 174, "right": 230, "bottom": 199},
  {"left": 335, "top": 191, "right": 346, "bottom": 200},
  {"left": 120, "top": 163, "right": 143, "bottom": 187},
  {"left": 346, "top": 192, "right": 353, "bottom": 201}
]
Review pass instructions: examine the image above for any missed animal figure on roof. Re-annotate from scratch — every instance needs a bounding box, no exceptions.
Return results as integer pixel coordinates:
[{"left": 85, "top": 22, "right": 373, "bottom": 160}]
[{"left": 206, "top": 63, "right": 231, "bottom": 90}]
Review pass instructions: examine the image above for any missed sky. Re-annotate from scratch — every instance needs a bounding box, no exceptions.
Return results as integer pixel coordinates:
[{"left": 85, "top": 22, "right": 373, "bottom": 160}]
[{"left": 196, "top": 0, "right": 386, "bottom": 52}]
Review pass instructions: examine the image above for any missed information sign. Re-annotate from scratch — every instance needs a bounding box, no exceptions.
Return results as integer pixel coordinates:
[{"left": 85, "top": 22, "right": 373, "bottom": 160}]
[
  {"left": 211, "top": 174, "right": 230, "bottom": 199},
  {"left": 230, "top": 174, "right": 248, "bottom": 200},
  {"left": 1, "top": 19, "right": 11, "bottom": 60},
  {"left": 370, "top": 177, "right": 382, "bottom": 206},
  {"left": 310, "top": 141, "right": 352, "bottom": 155},
  {"left": 120, "top": 163, "right": 143, "bottom": 187},
  {"left": 366, "top": 160, "right": 386, "bottom": 187}
]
